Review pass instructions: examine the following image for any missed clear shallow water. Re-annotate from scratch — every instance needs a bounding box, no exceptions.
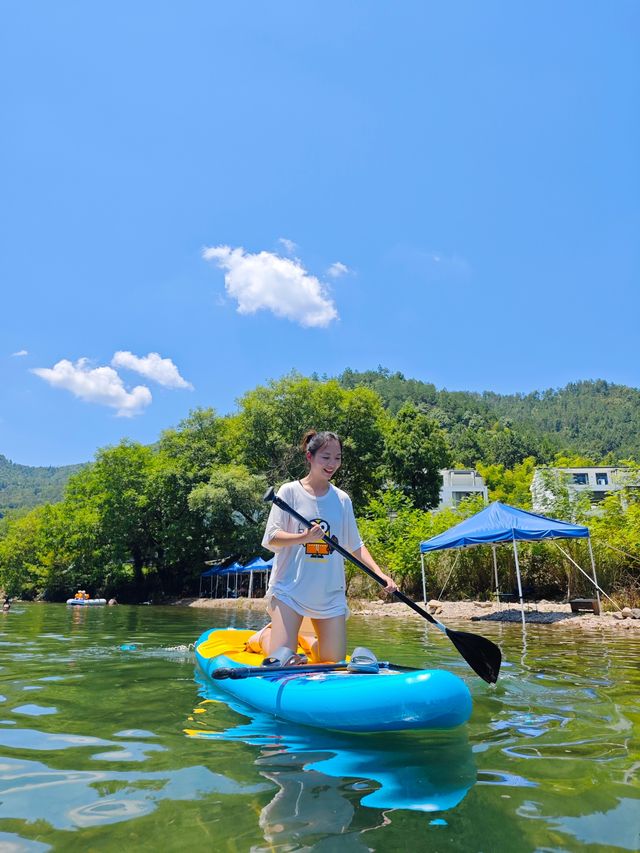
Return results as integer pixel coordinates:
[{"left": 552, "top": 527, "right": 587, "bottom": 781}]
[{"left": 0, "top": 604, "right": 638, "bottom": 852}]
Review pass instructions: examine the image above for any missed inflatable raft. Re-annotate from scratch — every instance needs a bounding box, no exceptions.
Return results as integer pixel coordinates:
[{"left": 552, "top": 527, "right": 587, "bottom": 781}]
[
  {"left": 66, "top": 598, "right": 107, "bottom": 606},
  {"left": 194, "top": 628, "right": 472, "bottom": 733}
]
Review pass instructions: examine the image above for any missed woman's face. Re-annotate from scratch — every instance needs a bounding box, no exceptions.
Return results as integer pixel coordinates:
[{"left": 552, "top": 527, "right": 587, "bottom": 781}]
[{"left": 308, "top": 438, "right": 342, "bottom": 481}]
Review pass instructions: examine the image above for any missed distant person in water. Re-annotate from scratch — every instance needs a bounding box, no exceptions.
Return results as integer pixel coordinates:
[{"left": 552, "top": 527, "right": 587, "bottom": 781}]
[
  {"left": 2, "top": 597, "right": 10, "bottom": 611},
  {"left": 108, "top": 598, "right": 118, "bottom": 606},
  {"left": 254, "top": 429, "right": 397, "bottom": 663}
]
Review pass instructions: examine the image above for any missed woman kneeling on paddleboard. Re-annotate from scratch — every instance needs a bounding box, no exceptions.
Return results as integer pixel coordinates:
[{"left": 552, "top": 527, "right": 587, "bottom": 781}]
[{"left": 252, "top": 429, "right": 397, "bottom": 663}]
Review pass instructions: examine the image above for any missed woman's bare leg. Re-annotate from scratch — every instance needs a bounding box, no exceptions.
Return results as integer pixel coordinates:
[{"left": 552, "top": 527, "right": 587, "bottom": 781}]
[
  {"left": 311, "top": 615, "right": 347, "bottom": 662},
  {"left": 245, "top": 624, "right": 271, "bottom": 654},
  {"left": 298, "top": 616, "right": 320, "bottom": 662},
  {"left": 267, "top": 598, "right": 303, "bottom": 655}
]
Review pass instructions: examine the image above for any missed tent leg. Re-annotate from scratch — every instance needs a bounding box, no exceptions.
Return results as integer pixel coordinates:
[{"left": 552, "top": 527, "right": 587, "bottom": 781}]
[
  {"left": 420, "top": 554, "right": 427, "bottom": 604},
  {"left": 248, "top": 571, "right": 254, "bottom": 599},
  {"left": 492, "top": 546, "right": 499, "bottom": 605},
  {"left": 588, "top": 537, "right": 601, "bottom": 615},
  {"left": 199, "top": 577, "right": 202, "bottom": 599},
  {"left": 512, "top": 538, "right": 526, "bottom": 629}
]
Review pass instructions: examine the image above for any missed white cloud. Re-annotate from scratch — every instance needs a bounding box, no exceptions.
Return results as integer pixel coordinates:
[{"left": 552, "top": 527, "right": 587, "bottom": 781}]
[
  {"left": 12, "top": 350, "right": 28, "bottom": 357},
  {"left": 326, "top": 262, "right": 350, "bottom": 278},
  {"left": 203, "top": 244, "right": 338, "bottom": 328},
  {"left": 112, "top": 351, "right": 194, "bottom": 390},
  {"left": 277, "top": 237, "right": 298, "bottom": 256},
  {"left": 32, "top": 358, "right": 152, "bottom": 417}
]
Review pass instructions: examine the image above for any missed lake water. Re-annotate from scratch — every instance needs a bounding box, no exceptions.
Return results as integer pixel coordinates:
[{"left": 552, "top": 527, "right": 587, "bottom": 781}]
[{"left": 0, "top": 603, "right": 638, "bottom": 852}]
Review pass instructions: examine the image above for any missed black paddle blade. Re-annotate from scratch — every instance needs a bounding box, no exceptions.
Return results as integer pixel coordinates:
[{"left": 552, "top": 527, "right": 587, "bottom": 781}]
[
  {"left": 445, "top": 628, "right": 502, "bottom": 684},
  {"left": 263, "top": 486, "right": 276, "bottom": 503}
]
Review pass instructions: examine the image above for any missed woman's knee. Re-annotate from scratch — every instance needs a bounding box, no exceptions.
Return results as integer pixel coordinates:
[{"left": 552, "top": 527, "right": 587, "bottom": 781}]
[{"left": 268, "top": 599, "right": 303, "bottom": 652}]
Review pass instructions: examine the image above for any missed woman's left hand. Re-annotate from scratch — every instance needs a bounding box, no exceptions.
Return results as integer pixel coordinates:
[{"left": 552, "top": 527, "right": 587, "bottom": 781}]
[{"left": 381, "top": 576, "right": 398, "bottom": 594}]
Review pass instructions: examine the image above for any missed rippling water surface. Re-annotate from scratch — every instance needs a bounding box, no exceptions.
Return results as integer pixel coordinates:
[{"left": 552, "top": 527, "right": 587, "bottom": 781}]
[{"left": 0, "top": 603, "right": 638, "bottom": 852}]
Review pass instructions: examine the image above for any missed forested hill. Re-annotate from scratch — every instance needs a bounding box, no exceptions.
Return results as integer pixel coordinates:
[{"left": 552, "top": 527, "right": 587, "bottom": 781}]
[
  {"left": 480, "top": 380, "right": 640, "bottom": 461},
  {"left": 3, "top": 373, "right": 638, "bottom": 516},
  {"left": 338, "top": 370, "right": 640, "bottom": 463},
  {"left": 0, "top": 455, "right": 85, "bottom": 517}
]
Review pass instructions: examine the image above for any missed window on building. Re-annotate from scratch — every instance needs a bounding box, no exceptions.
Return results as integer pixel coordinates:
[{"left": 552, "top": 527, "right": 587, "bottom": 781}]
[
  {"left": 595, "top": 472, "right": 609, "bottom": 486},
  {"left": 452, "top": 491, "right": 472, "bottom": 506},
  {"left": 571, "top": 473, "right": 589, "bottom": 485}
]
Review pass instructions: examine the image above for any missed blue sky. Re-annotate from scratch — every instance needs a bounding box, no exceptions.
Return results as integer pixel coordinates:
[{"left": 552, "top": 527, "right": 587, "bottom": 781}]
[{"left": 2, "top": 1, "right": 638, "bottom": 467}]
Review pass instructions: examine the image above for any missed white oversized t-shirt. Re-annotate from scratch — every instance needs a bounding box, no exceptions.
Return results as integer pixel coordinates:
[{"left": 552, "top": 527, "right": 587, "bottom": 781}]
[{"left": 261, "top": 480, "right": 364, "bottom": 619}]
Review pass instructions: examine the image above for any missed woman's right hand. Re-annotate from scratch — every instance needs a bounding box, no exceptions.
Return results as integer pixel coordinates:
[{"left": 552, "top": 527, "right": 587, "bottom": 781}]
[{"left": 300, "top": 523, "right": 325, "bottom": 544}]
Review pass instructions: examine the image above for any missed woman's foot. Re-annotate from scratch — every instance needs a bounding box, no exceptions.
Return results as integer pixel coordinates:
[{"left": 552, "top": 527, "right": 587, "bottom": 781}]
[{"left": 262, "top": 647, "right": 308, "bottom": 667}]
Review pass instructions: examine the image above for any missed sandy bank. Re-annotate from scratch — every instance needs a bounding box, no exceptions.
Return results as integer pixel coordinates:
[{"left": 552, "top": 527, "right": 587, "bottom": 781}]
[{"left": 170, "top": 596, "right": 640, "bottom": 631}]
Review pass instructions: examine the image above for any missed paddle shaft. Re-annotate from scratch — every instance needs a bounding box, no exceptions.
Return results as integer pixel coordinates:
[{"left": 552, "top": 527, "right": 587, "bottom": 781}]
[
  {"left": 267, "top": 489, "right": 446, "bottom": 634},
  {"left": 212, "top": 660, "right": 417, "bottom": 680}
]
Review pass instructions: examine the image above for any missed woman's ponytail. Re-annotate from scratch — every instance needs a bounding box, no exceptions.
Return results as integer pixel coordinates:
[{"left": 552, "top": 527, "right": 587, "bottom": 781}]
[{"left": 301, "top": 430, "right": 342, "bottom": 457}]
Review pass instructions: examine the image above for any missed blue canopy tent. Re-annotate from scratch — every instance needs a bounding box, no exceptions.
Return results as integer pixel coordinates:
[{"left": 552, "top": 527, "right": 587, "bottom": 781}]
[
  {"left": 199, "top": 564, "right": 224, "bottom": 598},
  {"left": 242, "top": 556, "right": 273, "bottom": 598},
  {"left": 216, "top": 557, "right": 273, "bottom": 598},
  {"left": 419, "top": 502, "right": 599, "bottom": 623},
  {"left": 216, "top": 561, "right": 246, "bottom": 598},
  {"left": 199, "top": 561, "right": 243, "bottom": 598},
  {"left": 243, "top": 556, "right": 273, "bottom": 569}
]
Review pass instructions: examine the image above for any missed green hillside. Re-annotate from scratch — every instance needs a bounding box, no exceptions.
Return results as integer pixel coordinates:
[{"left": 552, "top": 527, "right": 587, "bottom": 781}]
[
  {"left": 0, "top": 455, "right": 85, "bottom": 517},
  {"left": 338, "top": 370, "right": 640, "bottom": 464},
  {"left": 3, "top": 373, "right": 638, "bottom": 519},
  {"left": 480, "top": 380, "right": 640, "bottom": 461}
]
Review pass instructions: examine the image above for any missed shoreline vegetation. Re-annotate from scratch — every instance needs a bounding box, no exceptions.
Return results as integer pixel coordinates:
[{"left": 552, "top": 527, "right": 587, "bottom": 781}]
[
  {"left": 171, "top": 596, "right": 640, "bottom": 631},
  {"left": 1, "top": 372, "right": 639, "bottom": 607}
]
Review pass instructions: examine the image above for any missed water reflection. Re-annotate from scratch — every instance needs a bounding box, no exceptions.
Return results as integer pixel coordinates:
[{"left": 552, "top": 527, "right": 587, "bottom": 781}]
[
  {"left": 0, "top": 754, "right": 269, "bottom": 831},
  {"left": 0, "top": 604, "right": 638, "bottom": 850},
  {"left": 188, "top": 671, "right": 477, "bottom": 846},
  {"left": 0, "top": 830, "right": 51, "bottom": 853}
]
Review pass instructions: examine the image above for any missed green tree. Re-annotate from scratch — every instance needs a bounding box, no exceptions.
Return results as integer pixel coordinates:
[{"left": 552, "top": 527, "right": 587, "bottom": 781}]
[
  {"left": 0, "top": 507, "right": 48, "bottom": 596},
  {"left": 228, "top": 374, "right": 388, "bottom": 510},
  {"left": 70, "top": 442, "right": 156, "bottom": 586},
  {"left": 356, "top": 492, "right": 487, "bottom": 598},
  {"left": 552, "top": 453, "right": 597, "bottom": 467},
  {"left": 533, "top": 469, "right": 592, "bottom": 523},
  {"left": 188, "top": 465, "right": 267, "bottom": 562},
  {"left": 476, "top": 457, "right": 536, "bottom": 508},
  {"left": 158, "top": 408, "right": 225, "bottom": 473},
  {"left": 141, "top": 452, "right": 211, "bottom": 596},
  {"left": 37, "top": 501, "right": 104, "bottom": 598},
  {"left": 383, "top": 402, "right": 452, "bottom": 509},
  {"left": 482, "top": 423, "right": 538, "bottom": 468},
  {"left": 448, "top": 417, "right": 490, "bottom": 467}
]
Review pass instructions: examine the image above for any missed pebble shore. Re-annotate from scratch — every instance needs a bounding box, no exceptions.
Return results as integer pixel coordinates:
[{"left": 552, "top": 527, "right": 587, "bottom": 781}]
[{"left": 171, "top": 596, "right": 640, "bottom": 630}]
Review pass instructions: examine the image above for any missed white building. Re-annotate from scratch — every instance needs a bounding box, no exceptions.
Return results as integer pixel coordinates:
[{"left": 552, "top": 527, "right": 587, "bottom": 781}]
[
  {"left": 531, "top": 466, "right": 636, "bottom": 514},
  {"left": 437, "top": 469, "right": 488, "bottom": 510}
]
